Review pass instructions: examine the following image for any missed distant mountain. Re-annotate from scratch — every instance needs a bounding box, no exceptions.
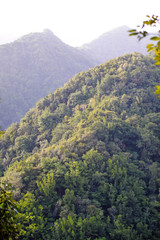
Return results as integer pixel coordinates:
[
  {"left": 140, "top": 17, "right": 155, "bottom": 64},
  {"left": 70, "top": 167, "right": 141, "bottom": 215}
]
[
  {"left": 0, "top": 29, "right": 94, "bottom": 129},
  {"left": 79, "top": 26, "right": 150, "bottom": 64}
]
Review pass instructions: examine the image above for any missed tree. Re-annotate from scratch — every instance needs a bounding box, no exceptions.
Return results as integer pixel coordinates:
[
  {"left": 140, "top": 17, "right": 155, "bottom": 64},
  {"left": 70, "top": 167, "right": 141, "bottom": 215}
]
[
  {"left": 0, "top": 130, "right": 4, "bottom": 138},
  {"left": 0, "top": 183, "right": 20, "bottom": 239},
  {"left": 129, "top": 15, "right": 160, "bottom": 97},
  {"left": 16, "top": 192, "right": 48, "bottom": 239}
]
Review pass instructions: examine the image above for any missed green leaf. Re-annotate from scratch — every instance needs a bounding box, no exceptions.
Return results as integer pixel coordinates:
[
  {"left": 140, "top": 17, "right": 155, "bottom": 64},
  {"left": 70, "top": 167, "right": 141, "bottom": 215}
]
[
  {"left": 128, "top": 29, "right": 137, "bottom": 33},
  {"left": 154, "top": 61, "right": 160, "bottom": 65},
  {"left": 150, "top": 36, "right": 160, "bottom": 41},
  {"left": 147, "top": 44, "right": 154, "bottom": 52},
  {"left": 129, "top": 32, "right": 138, "bottom": 36}
]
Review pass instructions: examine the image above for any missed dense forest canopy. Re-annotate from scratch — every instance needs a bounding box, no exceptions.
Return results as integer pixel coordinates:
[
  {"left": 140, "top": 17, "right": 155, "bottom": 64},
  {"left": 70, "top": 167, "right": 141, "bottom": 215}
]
[{"left": 0, "top": 53, "right": 160, "bottom": 239}]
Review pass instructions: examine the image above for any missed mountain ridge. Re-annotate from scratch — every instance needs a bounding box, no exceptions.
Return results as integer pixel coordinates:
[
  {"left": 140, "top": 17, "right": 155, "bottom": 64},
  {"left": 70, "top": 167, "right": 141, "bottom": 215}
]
[
  {"left": 79, "top": 25, "right": 149, "bottom": 64},
  {"left": 0, "top": 26, "right": 151, "bottom": 129}
]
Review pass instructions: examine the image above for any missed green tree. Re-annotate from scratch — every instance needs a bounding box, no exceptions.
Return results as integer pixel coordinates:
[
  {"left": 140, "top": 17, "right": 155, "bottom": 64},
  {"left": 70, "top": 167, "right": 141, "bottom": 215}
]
[
  {"left": 16, "top": 192, "right": 47, "bottom": 240},
  {"left": 37, "top": 172, "right": 58, "bottom": 229},
  {"left": 0, "top": 183, "right": 20, "bottom": 239},
  {"left": 53, "top": 213, "right": 106, "bottom": 240}
]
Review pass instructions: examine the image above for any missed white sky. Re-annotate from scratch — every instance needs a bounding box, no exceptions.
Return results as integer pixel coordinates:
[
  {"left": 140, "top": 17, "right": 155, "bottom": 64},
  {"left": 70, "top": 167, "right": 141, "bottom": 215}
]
[{"left": 0, "top": 0, "right": 160, "bottom": 47}]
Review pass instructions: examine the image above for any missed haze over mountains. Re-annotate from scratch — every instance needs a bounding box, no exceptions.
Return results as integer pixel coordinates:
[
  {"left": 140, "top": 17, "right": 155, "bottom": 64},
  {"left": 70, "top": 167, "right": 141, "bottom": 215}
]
[
  {"left": 0, "top": 26, "right": 150, "bottom": 129},
  {"left": 80, "top": 25, "right": 149, "bottom": 64}
]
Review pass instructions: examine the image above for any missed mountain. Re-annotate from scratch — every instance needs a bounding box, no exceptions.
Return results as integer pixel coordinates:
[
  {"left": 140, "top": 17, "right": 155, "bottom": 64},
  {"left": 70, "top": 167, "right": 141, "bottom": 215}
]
[
  {"left": 0, "top": 29, "right": 94, "bottom": 129},
  {"left": 0, "top": 53, "right": 160, "bottom": 239},
  {"left": 0, "top": 26, "right": 152, "bottom": 130},
  {"left": 79, "top": 26, "right": 150, "bottom": 64}
]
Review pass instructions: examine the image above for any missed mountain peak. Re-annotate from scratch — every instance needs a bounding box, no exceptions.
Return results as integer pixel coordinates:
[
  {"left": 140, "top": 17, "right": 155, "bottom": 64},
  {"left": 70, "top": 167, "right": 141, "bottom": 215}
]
[
  {"left": 14, "top": 29, "right": 58, "bottom": 43},
  {"left": 42, "top": 29, "right": 58, "bottom": 40},
  {"left": 43, "top": 28, "right": 54, "bottom": 35}
]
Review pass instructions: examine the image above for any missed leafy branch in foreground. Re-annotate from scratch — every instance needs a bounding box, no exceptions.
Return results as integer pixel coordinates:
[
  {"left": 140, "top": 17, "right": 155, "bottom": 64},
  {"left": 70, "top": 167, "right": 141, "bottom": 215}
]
[
  {"left": 129, "top": 15, "right": 160, "bottom": 59},
  {"left": 129, "top": 15, "right": 160, "bottom": 97}
]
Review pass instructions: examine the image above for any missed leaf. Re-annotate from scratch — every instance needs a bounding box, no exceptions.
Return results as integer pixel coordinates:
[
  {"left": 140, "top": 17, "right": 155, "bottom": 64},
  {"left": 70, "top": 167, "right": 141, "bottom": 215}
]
[
  {"left": 150, "top": 36, "right": 160, "bottom": 41},
  {"left": 154, "top": 61, "right": 160, "bottom": 65},
  {"left": 129, "top": 32, "right": 138, "bottom": 36},
  {"left": 128, "top": 29, "right": 138, "bottom": 37},
  {"left": 147, "top": 44, "right": 154, "bottom": 52},
  {"left": 147, "top": 44, "right": 154, "bottom": 48},
  {"left": 157, "top": 41, "right": 160, "bottom": 47},
  {"left": 128, "top": 29, "right": 137, "bottom": 33}
]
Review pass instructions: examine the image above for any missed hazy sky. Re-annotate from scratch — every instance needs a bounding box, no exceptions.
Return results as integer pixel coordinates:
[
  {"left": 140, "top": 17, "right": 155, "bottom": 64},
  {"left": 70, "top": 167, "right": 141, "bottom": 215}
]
[{"left": 0, "top": 0, "right": 160, "bottom": 46}]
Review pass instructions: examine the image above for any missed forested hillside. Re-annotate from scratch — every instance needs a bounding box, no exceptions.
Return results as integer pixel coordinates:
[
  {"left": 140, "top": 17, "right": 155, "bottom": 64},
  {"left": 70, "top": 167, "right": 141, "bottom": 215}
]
[
  {"left": 0, "top": 53, "right": 160, "bottom": 239},
  {"left": 0, "top": 29, "right": 94, "bottom": 129}
]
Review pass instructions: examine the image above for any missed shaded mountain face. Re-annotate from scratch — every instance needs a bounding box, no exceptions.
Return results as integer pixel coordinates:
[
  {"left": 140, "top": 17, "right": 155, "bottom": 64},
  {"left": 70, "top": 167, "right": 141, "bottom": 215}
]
[
  {"left": 0, "top": 53, "right": 160, "bottom": 239},
  {"left": 79, "top": 26, "right": 150, "bottom": 64},
  {"left": 0, "top": 29, "right": 94, "bottom": 129}
]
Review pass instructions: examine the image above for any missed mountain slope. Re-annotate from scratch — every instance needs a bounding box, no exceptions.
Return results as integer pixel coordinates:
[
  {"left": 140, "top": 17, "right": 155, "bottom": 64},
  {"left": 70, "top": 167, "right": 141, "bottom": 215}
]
[
  {"left": 0, "top": 53, "right": 160, "bottom": 239},
  {"left": 0, "top": 26, "right": 151, "bottom": 130},
  {"left": 79, "top": 26, "right": 150, "bottom": 64},
  {"left": 0, "top": 29, "right": 94, "bottom": 129}
]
